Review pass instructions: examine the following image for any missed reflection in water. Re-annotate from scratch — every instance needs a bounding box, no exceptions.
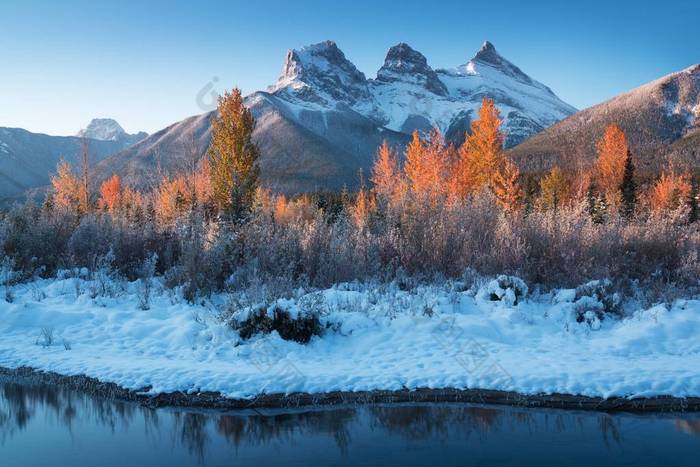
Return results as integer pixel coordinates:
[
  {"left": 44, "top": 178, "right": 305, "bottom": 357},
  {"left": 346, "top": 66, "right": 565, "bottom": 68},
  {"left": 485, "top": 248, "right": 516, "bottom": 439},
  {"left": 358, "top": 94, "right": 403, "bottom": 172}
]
[
  {"left": 1, "top": 377, "right": 699, "bottom": 466},
  {"left": 675, "top": 419, "right": 700, "bottom": 436}
]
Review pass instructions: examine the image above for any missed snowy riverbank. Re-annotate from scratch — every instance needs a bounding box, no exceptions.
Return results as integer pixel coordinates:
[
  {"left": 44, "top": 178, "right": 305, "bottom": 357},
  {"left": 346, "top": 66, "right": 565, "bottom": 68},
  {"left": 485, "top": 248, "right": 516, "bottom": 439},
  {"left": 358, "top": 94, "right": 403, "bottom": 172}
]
[{"left": 1, "top": 275, "right": 699, "bottom": 405}]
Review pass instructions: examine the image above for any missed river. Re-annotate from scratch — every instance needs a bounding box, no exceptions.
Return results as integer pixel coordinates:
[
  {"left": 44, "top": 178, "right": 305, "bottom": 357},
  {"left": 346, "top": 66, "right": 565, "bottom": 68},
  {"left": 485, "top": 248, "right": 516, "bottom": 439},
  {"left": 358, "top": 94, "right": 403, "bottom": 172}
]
[{"left": 1, "top": 376, "right": 698, "bottom": 466}]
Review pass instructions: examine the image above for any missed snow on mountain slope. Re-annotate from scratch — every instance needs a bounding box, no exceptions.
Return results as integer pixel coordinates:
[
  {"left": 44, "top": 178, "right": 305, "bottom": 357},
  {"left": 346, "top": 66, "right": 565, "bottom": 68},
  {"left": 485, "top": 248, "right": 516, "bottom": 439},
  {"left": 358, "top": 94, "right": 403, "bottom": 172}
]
[
  {"left": 268, "top": 40, "right": 371, "bottom": 110},
  {"left": 268, "top": 40, "right": 576, "bottom": 147},
  {"left": 357, "top": 41, "right": 576, "bottom": 146}
]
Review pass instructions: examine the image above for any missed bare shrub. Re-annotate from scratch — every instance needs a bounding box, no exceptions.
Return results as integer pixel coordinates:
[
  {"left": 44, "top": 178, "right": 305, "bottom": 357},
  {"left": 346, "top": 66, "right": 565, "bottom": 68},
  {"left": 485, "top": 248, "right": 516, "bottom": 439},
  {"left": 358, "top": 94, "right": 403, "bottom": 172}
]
[
  {"left": 233, "top": 304, "right": 322, "bottom": 344},
  {"left": 1, "top": 257, "right": 16, "bottom": 303},
  {"left": 136, "top": 253, "right": 158, "bottom": 310},
  {"left": 37, "top": 327, "right": 54, "bottom": 348}
]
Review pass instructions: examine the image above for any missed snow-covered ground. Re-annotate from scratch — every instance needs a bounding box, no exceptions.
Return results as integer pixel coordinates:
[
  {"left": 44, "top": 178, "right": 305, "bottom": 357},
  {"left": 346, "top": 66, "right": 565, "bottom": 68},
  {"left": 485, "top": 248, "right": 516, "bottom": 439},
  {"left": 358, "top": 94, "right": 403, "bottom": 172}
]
[{"left": 0, "top": 275, "right": 699, "bottom": 400}]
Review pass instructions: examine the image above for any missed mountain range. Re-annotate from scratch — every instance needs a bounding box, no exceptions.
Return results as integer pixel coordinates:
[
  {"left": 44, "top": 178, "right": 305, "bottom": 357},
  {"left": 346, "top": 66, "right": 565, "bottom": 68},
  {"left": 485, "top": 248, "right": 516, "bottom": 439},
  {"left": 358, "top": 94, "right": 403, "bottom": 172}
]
[
  {"left": 2, "top": 41, "right": 697, "bottom": 203},
  {"left": 92, "top": 40, "right": 576, "bottom": 194},
  {"left": 0, "top": 120, "right": 147, "bottom": 202}
]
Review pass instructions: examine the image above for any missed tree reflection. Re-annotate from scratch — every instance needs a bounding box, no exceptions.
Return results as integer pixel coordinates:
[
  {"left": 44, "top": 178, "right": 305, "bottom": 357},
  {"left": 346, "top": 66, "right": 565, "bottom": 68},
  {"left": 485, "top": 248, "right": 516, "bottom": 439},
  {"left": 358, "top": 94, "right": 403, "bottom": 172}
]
[
  {"left": 0, "top": 378, "right": 156, "bottom": 442},
  {"left": 217, "top": 408, "right": 356, "bottom": 454},
  {"left": 675, "top": 419, "right": 700, "bottom": 436},
  {"left": 0, "top": 378, "right": 681, "bottom": 461}
]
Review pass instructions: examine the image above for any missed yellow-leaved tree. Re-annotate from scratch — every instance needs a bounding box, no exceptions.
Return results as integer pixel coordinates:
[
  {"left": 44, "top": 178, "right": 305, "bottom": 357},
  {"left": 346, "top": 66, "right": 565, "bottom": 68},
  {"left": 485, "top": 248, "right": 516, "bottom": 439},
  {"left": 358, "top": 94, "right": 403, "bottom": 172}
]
[
  {"left": 492, "top": 158, "right": 522, "bottom": 212},
  {"left": 538, "top": 166, "right": 570, "bottom": 210},
  {"left": 208, "top": 88, "right": 259, "bottom": 220}
]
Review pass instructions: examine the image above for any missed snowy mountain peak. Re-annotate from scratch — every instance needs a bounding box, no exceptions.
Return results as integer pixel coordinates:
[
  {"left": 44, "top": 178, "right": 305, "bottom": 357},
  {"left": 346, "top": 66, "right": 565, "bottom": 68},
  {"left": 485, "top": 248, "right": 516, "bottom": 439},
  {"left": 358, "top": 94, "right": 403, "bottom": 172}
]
[
  {"left": 264, "top": 39, "right": 575, "bottom": 148},
  {"left": 270, "top": 40, "right": 369, "bottom": 106},
  {"left": 78, "top": 118, "right": 127, "bottom": 142},
  {"left": 376, "top": 43, "right": 447, "bottom": 96},
  {"left": 463, "top": 41, "right": 535, "bottom": 86},
  {"left": 76, "top": 118, "right": 147, "bottom": 147},
  {"left": 472, "top": 41, "right": 500, "bottom": 64}
]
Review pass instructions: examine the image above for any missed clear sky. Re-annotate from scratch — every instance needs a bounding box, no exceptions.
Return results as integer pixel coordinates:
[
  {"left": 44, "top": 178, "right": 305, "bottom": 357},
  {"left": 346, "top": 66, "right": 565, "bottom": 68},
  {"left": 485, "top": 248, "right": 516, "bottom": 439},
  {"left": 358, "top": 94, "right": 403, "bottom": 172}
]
[{"left": 1, "top": 0, "right": 698, "bottom": 136}]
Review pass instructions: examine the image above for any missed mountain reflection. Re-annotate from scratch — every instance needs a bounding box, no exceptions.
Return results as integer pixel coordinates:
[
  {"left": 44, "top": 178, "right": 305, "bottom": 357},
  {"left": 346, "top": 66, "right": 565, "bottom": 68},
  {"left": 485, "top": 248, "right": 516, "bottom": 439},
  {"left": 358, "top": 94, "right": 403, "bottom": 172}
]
[{"left": 2, "top": 377, "right": 697, "bottom": 459}]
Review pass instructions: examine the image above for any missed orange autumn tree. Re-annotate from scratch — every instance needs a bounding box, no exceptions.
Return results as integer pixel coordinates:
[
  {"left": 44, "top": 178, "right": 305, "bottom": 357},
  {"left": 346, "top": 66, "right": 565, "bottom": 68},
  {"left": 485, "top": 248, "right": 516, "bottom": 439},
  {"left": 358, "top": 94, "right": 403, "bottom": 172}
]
[
  {"left": 450, "top": 98, "right": 505, "bottom": 200},
  {"left": 349, "top": 184, "right": 375, "bottom": 231},
  {"left": 594, "top": 124, "right": 628, "bottom": 204},
  {"left": 492, "top": 159, "right": 522, "bottom": 211},
  {"left": 403, "top": 129, "right": 448, "bottom": 203},
  {"left": 448, "top": 97, "right": 521, "bottom": 209},
  {"left": 370, "top": 140, "right": 403, "bottom": 205},
  {"left": 649, "top": 172, "right": 692, "bottom": 211},
  {"left": 51, "top": 160, "right": 82, "bottom": 212},
  {"left": 98, "top": 174, "right": 123, "bottom": 212},
  {"left": 403, "top": 130, "right": 427, "bottom": 196},
  {"left": 154, "top": 176, "right": 188, "bottom": 225}
]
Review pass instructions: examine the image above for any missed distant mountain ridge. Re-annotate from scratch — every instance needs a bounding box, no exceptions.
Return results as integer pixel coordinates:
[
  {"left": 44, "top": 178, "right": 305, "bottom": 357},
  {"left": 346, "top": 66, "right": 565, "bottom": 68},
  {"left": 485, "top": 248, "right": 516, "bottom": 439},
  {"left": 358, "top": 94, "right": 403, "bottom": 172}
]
[
  {"left": 0, "top": 120, "right": 147, "bottom": 202},
  {"left": 77, "top": 118, "right": 148, "bottom": 146},
  {"left": 96, "top": 40, "right": 576, "bottom": 194},
  {"left": 508, "top": 64, "right": 700, "bottom": 174}
]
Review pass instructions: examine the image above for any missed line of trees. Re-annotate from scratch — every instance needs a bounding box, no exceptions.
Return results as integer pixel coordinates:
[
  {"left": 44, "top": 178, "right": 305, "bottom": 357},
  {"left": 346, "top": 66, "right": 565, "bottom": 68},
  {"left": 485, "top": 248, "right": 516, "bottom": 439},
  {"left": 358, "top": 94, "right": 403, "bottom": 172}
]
[
  {"left": 366, "top": 98, "right": 698, "bottom": 224},
  {"left": 2, "top": 92, "right": 699, "bottom": 305}
]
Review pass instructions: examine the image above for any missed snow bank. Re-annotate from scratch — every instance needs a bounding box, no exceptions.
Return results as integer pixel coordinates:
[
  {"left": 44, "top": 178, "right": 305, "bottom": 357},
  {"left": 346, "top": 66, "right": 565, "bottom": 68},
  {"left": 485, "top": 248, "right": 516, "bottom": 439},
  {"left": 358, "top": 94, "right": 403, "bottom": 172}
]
[{"left": 0, "top": 276, "right": 699, "bottom": 400}]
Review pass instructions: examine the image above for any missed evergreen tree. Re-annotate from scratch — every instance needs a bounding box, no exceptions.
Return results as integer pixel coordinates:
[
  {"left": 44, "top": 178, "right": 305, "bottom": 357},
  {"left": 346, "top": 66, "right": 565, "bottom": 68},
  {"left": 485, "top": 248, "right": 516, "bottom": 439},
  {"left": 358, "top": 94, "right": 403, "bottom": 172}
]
[
  {"left": 208, "top": 88, "right": 260, "bottom": 220},
  {"left": 619, "top": 149, "right": 637, "bottom": 219},
  {"left": 587, "top": 181, "right": 606, "bottom": 224}
]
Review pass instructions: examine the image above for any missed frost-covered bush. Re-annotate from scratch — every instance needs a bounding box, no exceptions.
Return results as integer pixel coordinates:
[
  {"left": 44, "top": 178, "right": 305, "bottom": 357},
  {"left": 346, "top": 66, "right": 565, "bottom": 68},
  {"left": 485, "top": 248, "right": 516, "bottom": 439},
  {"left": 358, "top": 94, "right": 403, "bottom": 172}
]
[
  {"left": 232, "top": 304, "right": 322, "bottom": 344},
  {"left": 136, "top": 253, "right": 158, "bottom": 310},
  {"left": 574, "top": 279, "right": 622, "bottom": 317},
  {"left": 88, "top": 250, "right": 119, "bottom": 298},
  {"left": 0, "top": 204, "right": 75, "bottom": 278},
  {"left": 165, "top": 218, "right": 233, "bottom": 302},
  {"left": 479, "top": 275, "right": 528, "bottom": 306},
  {"left": 3, "top": 178, "right": 700, "bottom": 305},
  {"left": 1, "top": 257, "right": 17, "bottom": 303},
  {"left": 572, "top": 296, "right": 605, "bottom": 330}
]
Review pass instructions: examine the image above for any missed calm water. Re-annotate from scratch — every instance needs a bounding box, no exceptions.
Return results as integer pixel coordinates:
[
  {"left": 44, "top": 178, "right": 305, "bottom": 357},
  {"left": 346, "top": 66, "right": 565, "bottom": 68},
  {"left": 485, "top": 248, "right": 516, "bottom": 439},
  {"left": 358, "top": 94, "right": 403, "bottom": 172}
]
[{"left": 1, "top": 377, "right": 699, "bottom": 467}]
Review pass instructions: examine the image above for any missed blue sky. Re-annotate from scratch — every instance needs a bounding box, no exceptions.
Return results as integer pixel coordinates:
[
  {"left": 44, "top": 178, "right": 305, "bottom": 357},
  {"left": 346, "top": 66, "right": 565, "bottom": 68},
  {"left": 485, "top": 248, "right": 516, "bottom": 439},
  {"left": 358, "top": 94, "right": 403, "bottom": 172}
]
[{"left": 1, "top": 0, "right": 698, "bottom": 135}]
